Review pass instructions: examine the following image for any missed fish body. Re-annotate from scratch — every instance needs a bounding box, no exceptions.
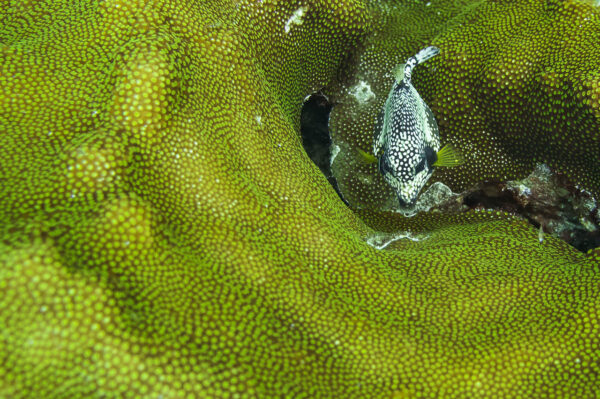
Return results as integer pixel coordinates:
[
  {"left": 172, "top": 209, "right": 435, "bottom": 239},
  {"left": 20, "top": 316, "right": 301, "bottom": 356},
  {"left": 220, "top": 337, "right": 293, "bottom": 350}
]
[{"left": 373, "top": 46, "right": 442, "bottom": 207}]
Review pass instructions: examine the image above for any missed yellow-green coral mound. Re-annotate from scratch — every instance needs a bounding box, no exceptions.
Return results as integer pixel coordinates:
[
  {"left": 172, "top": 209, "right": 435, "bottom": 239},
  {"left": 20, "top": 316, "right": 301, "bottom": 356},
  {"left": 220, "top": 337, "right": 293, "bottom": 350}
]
[{"left": 1, "top": 0, "right": 599, "bottom": 397}]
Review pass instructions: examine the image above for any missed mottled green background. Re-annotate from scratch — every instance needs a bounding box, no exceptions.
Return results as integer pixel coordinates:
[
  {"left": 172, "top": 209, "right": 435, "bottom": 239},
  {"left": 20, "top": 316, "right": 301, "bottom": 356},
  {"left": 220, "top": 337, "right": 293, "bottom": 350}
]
[{"left": 1, "top": 0, "right": 599, "bottom": 398}]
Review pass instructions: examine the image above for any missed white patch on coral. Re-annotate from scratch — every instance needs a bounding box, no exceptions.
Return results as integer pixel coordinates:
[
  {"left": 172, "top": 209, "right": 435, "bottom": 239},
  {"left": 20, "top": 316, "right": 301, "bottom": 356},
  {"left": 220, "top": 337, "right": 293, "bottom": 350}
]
[
  {"left": 255, "top": 115, "right": 262, "bottom": 125},
  {"left": 395, "top": 182, "right": 460, "bottom": 216},
  {"left": 507, "top": 182, "right": 531, "bottom": 197},
  {"left": 349, "top": 81, "right": 376, "bottom": 104},
  {"left": 366, "top": 231, "right": 426, "bottom": 250},
  {"left": 330, "top": 144, "right": 340, "bottom": 166},
  {"left": 518, "top": 184, "right": 532, "bottom": 197},
  {"left": 284, "top": 6, "right": 307, "bottom": 34},
  {"left": 580, "top": 217, "right": 597, "bottom": 232}
]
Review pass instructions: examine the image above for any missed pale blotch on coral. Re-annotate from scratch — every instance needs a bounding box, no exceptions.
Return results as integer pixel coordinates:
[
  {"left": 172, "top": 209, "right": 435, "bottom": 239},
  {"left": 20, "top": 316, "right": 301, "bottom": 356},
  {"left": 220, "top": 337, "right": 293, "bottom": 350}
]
[{"left": 62, "top": 132, "right": 127, "bottom": 199}]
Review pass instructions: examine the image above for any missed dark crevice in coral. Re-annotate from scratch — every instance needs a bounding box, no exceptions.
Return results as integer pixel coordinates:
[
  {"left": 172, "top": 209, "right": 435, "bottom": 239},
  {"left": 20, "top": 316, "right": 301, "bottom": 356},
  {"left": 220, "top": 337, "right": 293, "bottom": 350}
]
[
  {"left": 369, "top": 165, "right": 600, "bottom": 253},
  {"left": 300, "top": 93, "right": 349, "bottom": 206},
  {"left": 460, "top": 166, "right": 600, "bottom": 253}
]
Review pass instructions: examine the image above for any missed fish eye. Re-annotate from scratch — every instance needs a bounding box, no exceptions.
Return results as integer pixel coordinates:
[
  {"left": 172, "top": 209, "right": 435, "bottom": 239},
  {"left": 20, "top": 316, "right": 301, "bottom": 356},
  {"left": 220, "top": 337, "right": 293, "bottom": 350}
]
[
  {"left": 414, "top": 158, "right": 426, "bottom": 174},
  {"left": 424, "top": 146, "right": 437, "bottom": 168}
]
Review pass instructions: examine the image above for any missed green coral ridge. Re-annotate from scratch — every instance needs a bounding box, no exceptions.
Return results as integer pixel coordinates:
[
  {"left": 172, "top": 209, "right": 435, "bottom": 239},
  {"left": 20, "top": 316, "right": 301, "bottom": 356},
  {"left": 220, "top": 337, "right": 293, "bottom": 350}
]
[{"left": 1, "top": 0, "right": 599, "bottom": 397}]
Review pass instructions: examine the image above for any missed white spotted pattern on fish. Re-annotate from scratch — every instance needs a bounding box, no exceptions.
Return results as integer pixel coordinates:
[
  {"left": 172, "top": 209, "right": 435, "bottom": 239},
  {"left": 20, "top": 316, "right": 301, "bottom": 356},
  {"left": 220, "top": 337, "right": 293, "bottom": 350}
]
[{"left": 373, "top": 46, "right": 441, "bottom": 207}]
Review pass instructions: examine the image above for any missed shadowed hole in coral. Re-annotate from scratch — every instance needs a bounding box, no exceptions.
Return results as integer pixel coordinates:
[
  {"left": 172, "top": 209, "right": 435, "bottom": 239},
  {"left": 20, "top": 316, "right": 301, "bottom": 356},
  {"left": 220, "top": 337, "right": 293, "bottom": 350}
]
[
  {"left": 460, "top": 165, "right": 600, "bottom": 253},
  {"left": 300, "top": 93, "right": 348, "bottom": 205}
]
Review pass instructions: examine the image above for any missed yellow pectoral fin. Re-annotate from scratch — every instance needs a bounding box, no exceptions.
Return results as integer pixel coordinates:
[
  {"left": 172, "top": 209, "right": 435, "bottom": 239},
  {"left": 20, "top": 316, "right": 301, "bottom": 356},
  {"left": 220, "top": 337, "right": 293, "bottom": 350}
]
[
  {"left": 434, "top": 144, "right": 464, "bottom": 167},
  {"left": 358, "top": 148, "right": 378, "bottom": 164}
]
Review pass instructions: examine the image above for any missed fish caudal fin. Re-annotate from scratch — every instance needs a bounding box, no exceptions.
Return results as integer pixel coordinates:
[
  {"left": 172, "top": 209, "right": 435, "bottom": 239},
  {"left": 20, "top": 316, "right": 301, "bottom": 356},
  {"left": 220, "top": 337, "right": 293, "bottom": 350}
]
[
  {"left": 433, "top": 144, "right": 464, "bottom": 167},
  {"left": 414, "top": 46, "right": 440, "bottom": 64},
  {"left": 403, "top": 46, "right": 440, "bottom": 83},
  {"left": 357, "top": 148, "right": 378, "bottom": 164}
]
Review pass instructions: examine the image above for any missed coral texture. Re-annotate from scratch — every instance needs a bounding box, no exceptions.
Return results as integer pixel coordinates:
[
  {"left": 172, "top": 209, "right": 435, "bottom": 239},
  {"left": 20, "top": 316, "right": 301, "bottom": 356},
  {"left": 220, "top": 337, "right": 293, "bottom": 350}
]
[{"left": 1, "top": 0, "right": 599, "bottom": 398}]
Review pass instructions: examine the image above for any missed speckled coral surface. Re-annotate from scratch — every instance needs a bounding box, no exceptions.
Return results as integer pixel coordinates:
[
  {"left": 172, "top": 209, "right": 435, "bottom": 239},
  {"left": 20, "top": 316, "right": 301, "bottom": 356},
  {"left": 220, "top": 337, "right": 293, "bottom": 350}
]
[{"left": 1, "top": 0, "right": 599, "bottom": 398}]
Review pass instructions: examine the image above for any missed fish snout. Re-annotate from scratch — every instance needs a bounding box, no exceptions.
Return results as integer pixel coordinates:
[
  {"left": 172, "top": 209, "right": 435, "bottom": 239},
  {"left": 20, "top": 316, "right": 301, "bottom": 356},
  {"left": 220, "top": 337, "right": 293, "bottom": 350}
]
[{"left": 396, "top": 194, "right": 417, "bottom": 208}]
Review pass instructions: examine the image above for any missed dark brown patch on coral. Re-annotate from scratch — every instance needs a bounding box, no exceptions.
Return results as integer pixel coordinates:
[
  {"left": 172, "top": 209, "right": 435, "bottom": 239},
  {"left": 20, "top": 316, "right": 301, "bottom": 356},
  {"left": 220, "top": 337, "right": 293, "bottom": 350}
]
[{"left": 460, "top": 166, "right": 600, "bottom": 252}]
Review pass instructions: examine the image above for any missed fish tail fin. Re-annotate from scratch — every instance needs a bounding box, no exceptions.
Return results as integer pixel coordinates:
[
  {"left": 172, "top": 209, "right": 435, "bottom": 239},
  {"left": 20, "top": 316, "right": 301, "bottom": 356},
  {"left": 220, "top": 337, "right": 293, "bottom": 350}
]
[
  {"left": 403, "top": 46, "right": 440, "bottom": 83},
  {"left": 357, "top": 148, "right": 378, "bottom": 164},
  {"left": 433, "top": 144, "right": 464, "bottom": 167},
  {"left": 414, "top": 46, "right": 440, "bottom": 64}
]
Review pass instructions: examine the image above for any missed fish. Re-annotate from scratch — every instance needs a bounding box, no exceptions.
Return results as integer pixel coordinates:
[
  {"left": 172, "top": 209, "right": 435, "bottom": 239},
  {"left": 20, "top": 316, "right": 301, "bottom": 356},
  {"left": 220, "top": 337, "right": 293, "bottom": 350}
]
[{"left": 369, "top": 46, "right": 463, "bottom": 207}]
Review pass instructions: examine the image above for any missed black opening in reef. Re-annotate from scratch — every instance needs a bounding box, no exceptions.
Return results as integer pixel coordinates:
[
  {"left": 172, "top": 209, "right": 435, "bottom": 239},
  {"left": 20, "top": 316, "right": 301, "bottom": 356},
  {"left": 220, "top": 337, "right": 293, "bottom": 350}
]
[{"left": 300, "top": 93, "right": 348, "bottom": 205}]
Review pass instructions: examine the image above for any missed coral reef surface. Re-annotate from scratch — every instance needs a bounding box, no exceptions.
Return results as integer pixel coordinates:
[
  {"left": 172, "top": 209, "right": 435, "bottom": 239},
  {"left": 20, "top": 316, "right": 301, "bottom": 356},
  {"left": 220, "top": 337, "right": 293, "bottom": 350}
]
[{"left": 1, "top": 0, "right": 600, "bottom": 397}]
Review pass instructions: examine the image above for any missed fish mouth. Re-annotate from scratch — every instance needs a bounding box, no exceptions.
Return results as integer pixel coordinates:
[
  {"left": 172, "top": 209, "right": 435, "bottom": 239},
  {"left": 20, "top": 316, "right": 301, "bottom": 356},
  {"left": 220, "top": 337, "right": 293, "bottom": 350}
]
[{"left": 396, "top": 195, "right": 417, "bottom": 208}]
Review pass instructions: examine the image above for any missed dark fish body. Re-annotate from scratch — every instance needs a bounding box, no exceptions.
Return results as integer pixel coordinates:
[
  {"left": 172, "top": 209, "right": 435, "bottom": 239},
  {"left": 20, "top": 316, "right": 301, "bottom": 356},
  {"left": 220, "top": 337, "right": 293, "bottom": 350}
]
[{"left": 373, "top": 46, "right": 441, "bottom": 207}]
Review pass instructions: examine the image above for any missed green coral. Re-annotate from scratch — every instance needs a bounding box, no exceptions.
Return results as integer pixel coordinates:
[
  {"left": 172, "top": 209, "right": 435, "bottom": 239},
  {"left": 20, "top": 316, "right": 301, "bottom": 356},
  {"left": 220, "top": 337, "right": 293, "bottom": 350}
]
[{"left": 1, "top": 0, "right": 599, "bottom": 397}]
